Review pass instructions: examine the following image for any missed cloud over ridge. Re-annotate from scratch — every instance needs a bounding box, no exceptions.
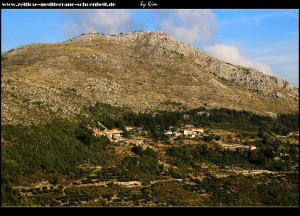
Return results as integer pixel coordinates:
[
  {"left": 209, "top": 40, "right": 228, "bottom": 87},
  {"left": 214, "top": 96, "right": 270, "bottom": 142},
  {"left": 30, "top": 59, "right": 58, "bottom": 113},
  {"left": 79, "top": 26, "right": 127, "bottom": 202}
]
[
  {"left": 157, "top": 9, "right": 217, "bottom": 44},
  {"left": 64, "top": 10, "right": 137, "bottom": 37},
  {"left": 204, "top": 44, "right": 273, "bottom": 75}
]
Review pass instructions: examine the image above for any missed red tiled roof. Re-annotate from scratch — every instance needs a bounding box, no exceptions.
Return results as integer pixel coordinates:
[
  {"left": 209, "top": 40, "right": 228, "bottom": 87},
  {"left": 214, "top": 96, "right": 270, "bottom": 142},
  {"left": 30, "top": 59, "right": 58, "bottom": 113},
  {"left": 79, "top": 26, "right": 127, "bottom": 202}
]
[
  {"left": 94, "top": 129, "right": 102, "bottom": 134},
  {"left": 108, "top": 128, "right": 123, "bottom": 133},
  {"left": 193, "top": 128, "right": 204, "bottom": 131}
]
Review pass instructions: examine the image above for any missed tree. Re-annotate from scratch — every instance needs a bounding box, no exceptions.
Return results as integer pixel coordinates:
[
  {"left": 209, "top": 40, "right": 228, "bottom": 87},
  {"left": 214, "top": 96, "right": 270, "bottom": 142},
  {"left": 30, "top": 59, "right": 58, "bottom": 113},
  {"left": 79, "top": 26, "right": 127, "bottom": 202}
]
[
  {"left": 75, "top": 124, "right": 94, "bottom": 145},
  {"left": 121, "top": 128, "right": 131, "bottom": 138},
  {"left": 171, "top": 126, "right": 178, "bottom": 133},
  {"left": 17, "top": 194, "right": 36, "bottom": 206},
  {"left": 52, "top": 177, "right": 59, "bottom": 185},
  {"left": 141, "top": 187, "right": 151, "bottom": 199},
  {"left": 257, "top": 128, "right": 266, "bottom": 138},
  {"left": 201, "top": 144, "right": 208, "bottom": 152},
  {"left": 144, "top": 147, "right": 158, "bottom": 159},
  {"left": 116, "top": 118, "right": 125, "bottom": 129},
  {"left": 132, "top": 146, "right": 143, "bottom": 155},
  {"left": 204, "top": 135, "right": 214, "bottom": 142},
  {"left": 42, "top": 186, "right": 48, "bottom": 193},
  {"left": 58, "top": 185, "right": 64, "bottom": 191},
  {"left": 1, "top": 184, "right": 17, "bottom": 206}
]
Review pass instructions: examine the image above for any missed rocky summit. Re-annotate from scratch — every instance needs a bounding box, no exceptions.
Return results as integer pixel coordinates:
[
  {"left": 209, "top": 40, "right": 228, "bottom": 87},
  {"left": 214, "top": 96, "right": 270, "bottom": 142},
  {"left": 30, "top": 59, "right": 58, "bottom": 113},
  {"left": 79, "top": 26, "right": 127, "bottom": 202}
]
[{"left": 1, "top": 31, "right": 299, "bottom": 125}]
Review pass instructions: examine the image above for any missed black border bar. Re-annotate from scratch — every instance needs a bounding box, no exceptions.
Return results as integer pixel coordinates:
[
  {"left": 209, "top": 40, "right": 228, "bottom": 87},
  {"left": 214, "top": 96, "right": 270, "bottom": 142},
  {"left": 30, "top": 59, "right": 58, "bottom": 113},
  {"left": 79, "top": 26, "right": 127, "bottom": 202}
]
[{"left": 1, "top": 0, "right": 300, "bottom": 9}]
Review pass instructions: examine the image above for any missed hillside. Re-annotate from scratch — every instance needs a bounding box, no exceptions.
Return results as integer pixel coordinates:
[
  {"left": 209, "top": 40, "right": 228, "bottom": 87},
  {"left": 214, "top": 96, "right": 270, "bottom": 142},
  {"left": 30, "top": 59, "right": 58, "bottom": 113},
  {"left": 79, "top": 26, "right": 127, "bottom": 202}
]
[
  {"left": 1, "top": 32, "right": 299, "bottom": 206},
  {"left": 1, "top": 31, "right": 298, "bottom": 125}
]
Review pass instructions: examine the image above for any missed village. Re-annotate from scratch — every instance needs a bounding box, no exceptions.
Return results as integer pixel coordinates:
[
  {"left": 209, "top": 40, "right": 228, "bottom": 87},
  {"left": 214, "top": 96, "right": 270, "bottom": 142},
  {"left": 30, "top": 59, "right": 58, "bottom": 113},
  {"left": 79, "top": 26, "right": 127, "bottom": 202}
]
[
  {"left": 91, "top": 124, "right": 258, "bottom": 151},
  {"left": 92, "top": 125, "right": 205, "bottom": 140}
]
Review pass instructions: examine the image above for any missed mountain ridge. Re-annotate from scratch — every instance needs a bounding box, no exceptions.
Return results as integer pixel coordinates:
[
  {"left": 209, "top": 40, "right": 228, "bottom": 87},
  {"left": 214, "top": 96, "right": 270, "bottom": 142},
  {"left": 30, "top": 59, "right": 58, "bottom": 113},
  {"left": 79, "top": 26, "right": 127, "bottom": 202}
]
[{"left": 1, "top": 31, "right": 298, "bottom": 125}]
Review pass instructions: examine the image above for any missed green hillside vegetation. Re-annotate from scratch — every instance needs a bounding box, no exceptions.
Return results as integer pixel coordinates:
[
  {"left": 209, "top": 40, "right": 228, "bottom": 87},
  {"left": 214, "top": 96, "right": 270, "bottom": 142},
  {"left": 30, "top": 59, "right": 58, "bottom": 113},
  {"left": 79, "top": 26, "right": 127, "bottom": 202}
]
[
  {"left": 1, "top": 103, "right": 299, "bottom": 206},
  {"left": 84, "top": 102, "right": 298, "bottom": 137}
]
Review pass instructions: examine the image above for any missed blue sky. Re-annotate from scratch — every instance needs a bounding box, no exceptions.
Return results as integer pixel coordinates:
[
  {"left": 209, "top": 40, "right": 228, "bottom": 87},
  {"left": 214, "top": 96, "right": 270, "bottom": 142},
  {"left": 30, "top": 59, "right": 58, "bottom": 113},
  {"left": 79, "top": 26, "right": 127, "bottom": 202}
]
[{"left": 1, "top": 9, "right": 299, "bottom": 87}]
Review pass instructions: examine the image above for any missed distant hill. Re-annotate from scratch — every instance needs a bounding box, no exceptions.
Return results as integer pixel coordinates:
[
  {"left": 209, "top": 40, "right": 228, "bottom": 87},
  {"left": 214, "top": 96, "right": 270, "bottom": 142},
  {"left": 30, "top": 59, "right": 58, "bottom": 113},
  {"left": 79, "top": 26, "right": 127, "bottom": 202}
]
[{"left": 1, "top": 31, "right": 298, "bottom": 125}]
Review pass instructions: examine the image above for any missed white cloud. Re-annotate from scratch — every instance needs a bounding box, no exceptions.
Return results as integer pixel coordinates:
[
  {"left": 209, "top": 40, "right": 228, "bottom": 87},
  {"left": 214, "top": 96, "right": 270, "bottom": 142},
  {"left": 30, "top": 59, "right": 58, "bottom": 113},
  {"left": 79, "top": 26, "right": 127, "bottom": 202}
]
[
  {"left": 245, "top": 41, "right": 298, "bottom": 87},
  {"left": 43, "top": 22, "right": 63, "bottom": 29},
  {"left": 219, "top": 13, "right": 275, "bottom": 26},
  {"left": 204, "top": 44, "right": 273, "bottom": 75},
  {"left": 276, "top": 64, "right": 299, "bottom": 87},
  {"left": 1, "top": 44, "right": 12, "bottom": 52},
  {"left": 64, "top": 23, "right": 80, "bottom": 37},
  {"left": 63, "top": 10, "right": 138, "bottom": 37},
  {"left": 278, "top": 9, "right": 298, "bottom": 19},
  {"left": 253, "top": 53, "right": 297, "bottom": 64},
  {"left": 157, "top": 9, "right": 217, "bottom": 44}
]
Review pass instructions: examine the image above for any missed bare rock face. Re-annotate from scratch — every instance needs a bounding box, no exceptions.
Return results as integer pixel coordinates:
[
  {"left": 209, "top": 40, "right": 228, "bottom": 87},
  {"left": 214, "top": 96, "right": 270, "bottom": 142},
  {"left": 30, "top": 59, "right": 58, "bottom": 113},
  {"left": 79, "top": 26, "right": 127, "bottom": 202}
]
[
  {"left": 1, "top": 31, "right": 298, "bottom": 125},
  {"left": 210, "top": 61, "right": 296, "bottom": 95}
]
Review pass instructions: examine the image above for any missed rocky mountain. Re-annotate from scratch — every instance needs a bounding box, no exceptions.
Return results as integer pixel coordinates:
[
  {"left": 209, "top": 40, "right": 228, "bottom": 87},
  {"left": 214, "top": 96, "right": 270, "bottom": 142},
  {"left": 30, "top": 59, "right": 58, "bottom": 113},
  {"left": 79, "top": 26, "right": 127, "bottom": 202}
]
[{"left": 1, "top": 31, "right": 298, "bottom": 125}]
